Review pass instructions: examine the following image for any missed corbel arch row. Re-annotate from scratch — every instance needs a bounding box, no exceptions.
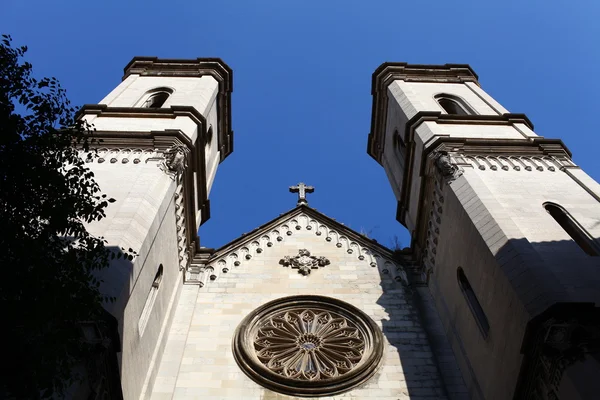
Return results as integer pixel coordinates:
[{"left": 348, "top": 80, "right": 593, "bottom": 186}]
[{"left": 195, "top": 213, "right": 407, "bottom": 286}]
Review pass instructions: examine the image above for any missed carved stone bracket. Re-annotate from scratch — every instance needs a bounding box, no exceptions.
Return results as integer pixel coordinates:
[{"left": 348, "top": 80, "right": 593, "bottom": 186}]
[
  {"left": 160, "top": 144, "right": 188, "bottom": 178},
  {"left": 280, "top": 249, "right": 330, "bottom": 276},
  {"left": 433, "top": 151, "right": 463, "bottom": 182}
]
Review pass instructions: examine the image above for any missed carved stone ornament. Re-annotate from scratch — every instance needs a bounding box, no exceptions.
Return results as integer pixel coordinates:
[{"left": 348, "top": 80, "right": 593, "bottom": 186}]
[
  {"left": 161, "top": 144, "right": 187, "bottom": 176},
  {"left": 280, "top": 249, "right": 330, "bottom": 275},
  {"left": 433, "top": 151, "right": 462, "bottom": 181},
  {"left": 232, "top": 295, "right": 384, "bottom": 397}
]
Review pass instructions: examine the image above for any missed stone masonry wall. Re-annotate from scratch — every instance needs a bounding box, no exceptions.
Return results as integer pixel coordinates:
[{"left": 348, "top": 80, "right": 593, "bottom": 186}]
[{"left": 150, "top": 222, "right": 449, "bottom": 399}]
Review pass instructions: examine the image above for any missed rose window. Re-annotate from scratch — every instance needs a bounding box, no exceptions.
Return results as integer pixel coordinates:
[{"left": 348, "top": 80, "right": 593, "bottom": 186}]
[{"left": 233, "top": 295, "right": 383, "bottom": 396}]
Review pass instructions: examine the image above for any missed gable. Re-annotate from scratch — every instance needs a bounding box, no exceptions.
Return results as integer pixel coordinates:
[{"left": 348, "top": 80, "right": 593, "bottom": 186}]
[
  {"left": 153, "top": 206, "right": 450, "bottom": 399},
  {"left": 185, "top": 206, "right": 407, "bottom": 286}
]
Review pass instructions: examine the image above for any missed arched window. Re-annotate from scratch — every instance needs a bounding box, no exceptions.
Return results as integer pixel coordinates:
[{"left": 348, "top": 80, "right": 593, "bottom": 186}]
[
  {"left": 139, "top": 88, "right": 173, "bottom": 108},
  {"left": 138, "top": 264, "right": 164, "bottom": 334},
  {"left": 435, "top": 94, "right": 474, "bottom": 116},
  {"left": 457, "top": 267, "right": 490, "bottom": 337},
  {"left": 543, "top": 202, "right": 600, "bottom": 256}
]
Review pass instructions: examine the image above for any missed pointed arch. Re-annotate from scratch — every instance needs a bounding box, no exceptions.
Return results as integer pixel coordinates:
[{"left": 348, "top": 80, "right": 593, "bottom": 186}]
[
  {"left": 543, "top": 202, "right": 600, "bottom": 256},
  {"left": 434, "top": 93, "right": 475, "bottom": 116}
]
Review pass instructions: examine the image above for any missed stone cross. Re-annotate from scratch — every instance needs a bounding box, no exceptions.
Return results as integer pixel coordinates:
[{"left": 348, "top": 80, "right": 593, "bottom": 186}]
[{"left": 289, "top": 182, "right": 314, "bottom": 205}]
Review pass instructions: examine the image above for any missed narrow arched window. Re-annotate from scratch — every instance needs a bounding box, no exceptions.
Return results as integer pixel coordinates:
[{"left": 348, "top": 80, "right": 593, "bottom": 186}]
[
  {"left": 543, "top": 202, "right": 600, "bottom": 256},
  {"left": 435, "top": 94, "right": 474, "bottom": 116},
  {"left": 139, "top": 88, "right": 173, "bottom": 108},
  {"left": 457, "top": 267, "right": 490, "bottom": 337},
  {"left": 138, "top": 264, "right": 164, "bottom": 335}
]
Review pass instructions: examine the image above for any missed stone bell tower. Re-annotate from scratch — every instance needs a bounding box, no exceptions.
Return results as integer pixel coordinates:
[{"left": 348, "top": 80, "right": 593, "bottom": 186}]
[
  {"left": 368, "top": 63, "right": 600, "bottom": 400},
  {"left": 77, "top": 58, "right": 233, "bottom": 400}
]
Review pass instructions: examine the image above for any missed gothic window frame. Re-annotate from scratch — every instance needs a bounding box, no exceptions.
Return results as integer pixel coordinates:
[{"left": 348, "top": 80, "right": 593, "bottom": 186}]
[
  {"left": 232, "top": 295, "right": 384, "bottom": 397},
  {"left": 543, "top": 202, "right": 600, "bottom": 256},
  {"left": 136, "top": 87, "right": 174, "bottom": 109},
  {"left": 434, "top": 93, "right": 476, "bottom": 116},
  {"left": 457, "top": 267, "right": 490, "bottom": 338},
  {"left": 138, "top": 264, "right": 164, "bottom": 335}
]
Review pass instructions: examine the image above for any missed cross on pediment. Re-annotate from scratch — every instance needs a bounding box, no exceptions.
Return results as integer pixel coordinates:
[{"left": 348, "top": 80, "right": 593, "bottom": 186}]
[{"left": 289, "top": 182, "right": 314, "bottom": 205}]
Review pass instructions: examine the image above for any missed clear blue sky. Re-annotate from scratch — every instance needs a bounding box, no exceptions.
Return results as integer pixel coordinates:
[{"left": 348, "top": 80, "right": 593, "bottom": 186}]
[{"left": 4, "top": 0, "right": 600, "bottom": 249}]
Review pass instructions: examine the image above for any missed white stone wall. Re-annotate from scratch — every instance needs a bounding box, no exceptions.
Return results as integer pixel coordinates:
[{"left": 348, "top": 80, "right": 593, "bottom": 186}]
[
  {"left": 389, "top": 81, "right": 503, "bottom": 118},
  {"left": 374, "top": 74, "right": 600, "bottom": 400},
  {"left": 80, "top": 68, "right": 227, "bottom": 400},
  {"left": 428, "top": 163, "right": 600, "bottom": 400},
  {"left": 150, "top": 223, "right": 449, "bottom": 399},
  {"left": 430, "top": 171, "right": 529, "bottom": 400},
  {"left": 100, "top": 76, "right": 219, "bottom": 117},
  {"left": 381, "top": 81, "right": 539, "bottom": 234},
  {"left": 85, "top": 72, "right": 224, "bottom": 230},
  {"left": 466, "top": 166, "right": 600, "bottom": 306},
  {"left": 85, "top": 156, "right": 184, "bottom": 400}
]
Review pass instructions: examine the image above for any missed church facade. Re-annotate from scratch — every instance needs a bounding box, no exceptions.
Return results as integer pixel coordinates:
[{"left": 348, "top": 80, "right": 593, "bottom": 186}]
[{"left": 77, "top": 59, "right": 600, "bottom": 400}]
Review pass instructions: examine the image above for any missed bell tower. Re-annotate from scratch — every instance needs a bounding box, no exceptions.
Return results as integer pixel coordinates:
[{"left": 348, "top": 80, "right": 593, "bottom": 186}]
[
  {"left": 78, "top": 57, "right": 233, "bottom": 400},
  {"left": 368, "top": 63, "right": 600, "bottom": 399}
]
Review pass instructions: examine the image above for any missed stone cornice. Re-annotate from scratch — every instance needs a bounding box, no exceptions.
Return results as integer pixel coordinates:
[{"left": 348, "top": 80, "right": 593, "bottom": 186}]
[
  {"left": 77, "top": 110, "right": 211, "bottom": 231},
  {"left": 80, "top": 129, "right": 208, "bottom": 268},
  {"left": 120, "top": 57, "right": 234, "bottom": 162},
  {"left": 185, "top": 206, "right": 407, "bottom": 287},
  {"left": 372, "top": 63, "right": 479, "bottom": 90},
  {"left": 405, "top": 142, "right": 577, "bottom": 282},
  {"left": 404, "top": 111, "right": 535, "bottom": 134},
  {"left": 76, "top": 107, "right": 211, "bottom": 220},
  {"left": 77, "top": 104, "right": 207, "bottom": 129},
  {"left": 395, "top": 111, "right": 572, "bottom": 227},
  {"left": 123, "top": 57, "right": 232, "bottom": 92},
  {"left": 368, "top": 63, "right": 479, "bottom": 163}
]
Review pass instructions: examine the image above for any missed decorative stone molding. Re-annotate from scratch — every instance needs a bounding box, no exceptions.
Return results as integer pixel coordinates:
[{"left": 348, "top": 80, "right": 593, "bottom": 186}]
[
  {"left": 421, "top": 179, "right": 444, "bottom": 283},
  {"left": 82, "top": 144, "right": 191, "bottom": 182},
  {"left": 187, "top": 211, "right": 407, "bottom": 286},
  {"left": 232, "top": 295, "right": 384, "bottom": 397},
  {"left": 417, "top": 149, "right": 580, "bottom": 285},
  {"left": 174, "top": 182, "right": 190, "bottom": 273},
  {"left": 280, "top": 249, "right": 330, "bottom": 276},
  {"left": 81, "top": 148, "right": 162, "bottom": 165},
  {"left": 447, "top": 153, "right": 575, "bottom": 173}
]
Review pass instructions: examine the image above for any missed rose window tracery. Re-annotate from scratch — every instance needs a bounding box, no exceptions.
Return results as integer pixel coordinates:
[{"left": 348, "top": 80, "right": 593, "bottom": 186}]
[
  {"left": 233, "top": 295, "right": 383, "bottom": 396},
  {"left": 254, "top": 309, "right": 365, "bottom": 381}
]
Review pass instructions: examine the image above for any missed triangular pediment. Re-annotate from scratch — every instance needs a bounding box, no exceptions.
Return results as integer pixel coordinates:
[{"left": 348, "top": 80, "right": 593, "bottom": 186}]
[{"left": 186, "top": 205, "right": 407, "bottom": 285}]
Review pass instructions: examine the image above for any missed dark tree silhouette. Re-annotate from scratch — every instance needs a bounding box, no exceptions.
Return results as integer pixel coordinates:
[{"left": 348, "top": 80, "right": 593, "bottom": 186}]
[{"left": 0, "top": 35, "right": 120, "bottom": 399}]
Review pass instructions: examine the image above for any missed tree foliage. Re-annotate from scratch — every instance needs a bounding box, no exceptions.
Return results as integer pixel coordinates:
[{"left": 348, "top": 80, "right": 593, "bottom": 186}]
[{"left": 0, "top": 35, "right": 115, "bottom": 398}]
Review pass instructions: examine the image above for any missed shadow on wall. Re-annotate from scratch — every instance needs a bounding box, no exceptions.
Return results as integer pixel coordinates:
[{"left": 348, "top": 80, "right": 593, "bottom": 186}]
[
  {"left": 374, "top": 266, "right": 454, "bottom": 399},
  {"left": 491, "top": 236, "right": 600, "bottom": 400},
  {"left": 77, "top": 245, "right": 134, "bottom": 400},
  {"left": 408, "top": 232, "right": 600, "bottom": 400}
]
